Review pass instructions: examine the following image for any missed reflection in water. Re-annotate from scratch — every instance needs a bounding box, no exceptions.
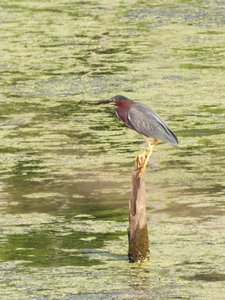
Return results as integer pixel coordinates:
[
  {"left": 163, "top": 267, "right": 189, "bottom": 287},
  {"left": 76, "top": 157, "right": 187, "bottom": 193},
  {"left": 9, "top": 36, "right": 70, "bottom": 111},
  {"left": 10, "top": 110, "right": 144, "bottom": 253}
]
[{"left": 0, "top": 0, "right": 225, "bottom": 298}]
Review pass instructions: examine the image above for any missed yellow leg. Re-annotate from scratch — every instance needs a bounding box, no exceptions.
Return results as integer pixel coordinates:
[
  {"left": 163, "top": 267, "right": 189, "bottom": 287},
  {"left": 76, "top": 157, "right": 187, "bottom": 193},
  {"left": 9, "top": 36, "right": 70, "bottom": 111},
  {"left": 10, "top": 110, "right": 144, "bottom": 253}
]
[
  {"left": 138, "top": 143, "right": 153, "bottom": 177},
  {"left": 135, "top": 149, "right": 147, "bottom": 168},
  {"left": 136, "top": 151, "right": 146, "bottom": 171},
  {"left": 136, "top": 138, "right": 158, "bottom": 178}
]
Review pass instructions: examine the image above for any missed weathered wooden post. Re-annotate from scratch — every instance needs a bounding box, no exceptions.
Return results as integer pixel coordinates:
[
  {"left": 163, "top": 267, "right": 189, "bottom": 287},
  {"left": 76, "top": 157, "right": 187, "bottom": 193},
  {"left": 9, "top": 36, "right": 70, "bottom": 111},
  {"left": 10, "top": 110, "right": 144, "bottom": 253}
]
[{"left": 128, "top": 156, "right": 149, "bottom": 262}]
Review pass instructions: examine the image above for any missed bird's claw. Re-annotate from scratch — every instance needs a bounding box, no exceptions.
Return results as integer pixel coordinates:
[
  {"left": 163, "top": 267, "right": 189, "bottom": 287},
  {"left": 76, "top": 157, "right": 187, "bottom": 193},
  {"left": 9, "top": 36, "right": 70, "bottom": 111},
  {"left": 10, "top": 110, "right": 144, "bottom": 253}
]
[
  {"left": 135, "top": 153, "right": 147, "bottom": 178},
  {"left": 135, "top": 145, "right": 154, "bottom": 178},
  {"left": 137, "top": 166, "right": 146, "bottom": 178}
]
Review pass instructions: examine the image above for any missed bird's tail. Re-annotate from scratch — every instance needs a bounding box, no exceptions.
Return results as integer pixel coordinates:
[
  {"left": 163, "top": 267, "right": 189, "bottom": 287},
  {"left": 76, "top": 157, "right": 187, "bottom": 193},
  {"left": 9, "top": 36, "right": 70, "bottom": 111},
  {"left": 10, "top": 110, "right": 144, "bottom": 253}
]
[{"left": 166, "top": 128, "right": 178, "bottom": 146}]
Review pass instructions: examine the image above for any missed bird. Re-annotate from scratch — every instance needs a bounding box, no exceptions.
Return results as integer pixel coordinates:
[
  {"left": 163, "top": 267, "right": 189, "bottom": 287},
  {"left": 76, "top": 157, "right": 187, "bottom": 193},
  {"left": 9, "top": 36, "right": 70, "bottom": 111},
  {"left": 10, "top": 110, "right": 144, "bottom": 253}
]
[{"left": 97, "top": 95, "right": 178, "bottom": 177}]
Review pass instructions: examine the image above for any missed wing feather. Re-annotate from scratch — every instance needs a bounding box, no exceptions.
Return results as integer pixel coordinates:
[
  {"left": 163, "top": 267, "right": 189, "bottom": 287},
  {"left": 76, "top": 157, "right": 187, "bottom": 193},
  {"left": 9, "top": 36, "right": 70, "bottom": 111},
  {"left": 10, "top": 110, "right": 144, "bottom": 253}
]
[{"left": 127, "top": 103, "right": 178, "bottom": 145}]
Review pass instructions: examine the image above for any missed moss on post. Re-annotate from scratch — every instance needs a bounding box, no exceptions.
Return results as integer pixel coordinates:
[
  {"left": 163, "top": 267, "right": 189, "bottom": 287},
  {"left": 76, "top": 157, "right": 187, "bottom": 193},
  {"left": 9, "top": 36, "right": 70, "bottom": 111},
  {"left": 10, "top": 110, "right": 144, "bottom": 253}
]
[{"left": 128, "top": 224, "right": 149, "bottom": 262}]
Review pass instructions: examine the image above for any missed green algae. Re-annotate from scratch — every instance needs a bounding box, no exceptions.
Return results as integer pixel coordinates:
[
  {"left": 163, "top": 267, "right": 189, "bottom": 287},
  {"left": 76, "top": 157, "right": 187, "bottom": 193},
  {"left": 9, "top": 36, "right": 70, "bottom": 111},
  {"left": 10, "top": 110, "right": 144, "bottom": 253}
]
[{"left": 1, "top": 0, "right": 225, "bottom": 298}]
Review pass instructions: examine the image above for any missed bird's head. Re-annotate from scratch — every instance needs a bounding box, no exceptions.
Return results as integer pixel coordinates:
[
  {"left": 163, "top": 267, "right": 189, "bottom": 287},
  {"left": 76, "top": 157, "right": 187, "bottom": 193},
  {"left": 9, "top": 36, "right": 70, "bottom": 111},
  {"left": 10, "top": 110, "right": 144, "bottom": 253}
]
[{"left": 97, "top": 95, "right": 133, "bottom": 107}]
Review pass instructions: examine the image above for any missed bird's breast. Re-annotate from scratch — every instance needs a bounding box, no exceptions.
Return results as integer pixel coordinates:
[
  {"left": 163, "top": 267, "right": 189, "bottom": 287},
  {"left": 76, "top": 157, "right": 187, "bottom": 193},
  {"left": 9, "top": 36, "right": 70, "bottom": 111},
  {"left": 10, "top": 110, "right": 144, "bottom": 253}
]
[{"left": 115, "top": 106, "right": 132, "bottom": 127}]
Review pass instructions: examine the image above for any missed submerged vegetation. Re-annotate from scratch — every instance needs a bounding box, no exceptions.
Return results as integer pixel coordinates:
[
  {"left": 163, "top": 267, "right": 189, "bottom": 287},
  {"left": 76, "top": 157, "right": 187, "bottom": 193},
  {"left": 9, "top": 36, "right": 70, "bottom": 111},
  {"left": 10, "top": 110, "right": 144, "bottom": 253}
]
[{"left": 0, "top": 0, "right": 225, "bottom": 298}]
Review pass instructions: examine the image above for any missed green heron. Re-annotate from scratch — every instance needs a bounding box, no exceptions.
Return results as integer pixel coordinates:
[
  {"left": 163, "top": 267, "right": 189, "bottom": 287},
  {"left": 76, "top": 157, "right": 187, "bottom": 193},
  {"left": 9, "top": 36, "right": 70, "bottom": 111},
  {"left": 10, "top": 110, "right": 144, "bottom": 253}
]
[{"left": 98, "top": 95, "right": 178, "bottom": 177}]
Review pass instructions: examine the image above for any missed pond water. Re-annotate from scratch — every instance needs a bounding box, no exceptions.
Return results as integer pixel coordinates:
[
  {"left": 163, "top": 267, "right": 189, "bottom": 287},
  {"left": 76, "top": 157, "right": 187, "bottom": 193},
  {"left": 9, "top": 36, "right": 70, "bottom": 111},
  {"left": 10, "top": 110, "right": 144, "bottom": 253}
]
[{"left": 1, "top": 0, "right": 225, "bottom": 299}]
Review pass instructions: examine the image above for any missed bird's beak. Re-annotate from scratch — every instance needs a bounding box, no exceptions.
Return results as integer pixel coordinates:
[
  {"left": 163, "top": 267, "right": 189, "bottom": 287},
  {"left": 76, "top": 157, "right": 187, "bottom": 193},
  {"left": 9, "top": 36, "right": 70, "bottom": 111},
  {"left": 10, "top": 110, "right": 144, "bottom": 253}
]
[{"left": 97, "top": 98, "right": 114, "bottom": 105}]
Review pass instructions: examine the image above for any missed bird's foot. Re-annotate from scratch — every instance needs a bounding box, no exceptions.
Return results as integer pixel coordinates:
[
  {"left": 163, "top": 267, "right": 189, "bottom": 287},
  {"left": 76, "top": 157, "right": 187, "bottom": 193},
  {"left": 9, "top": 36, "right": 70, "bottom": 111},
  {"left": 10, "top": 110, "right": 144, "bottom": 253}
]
[
  {"left": 135, "top": 152, "right": 147, "bottom": 178},
  {"left": 135, "top": 145, "right": 154, "bottom": 178},
  {"left": 135, "top": 150, "right": 146, "bottom": 164},
  {"left": 137, "top": 164, "right": 147, "bottom": 178}
]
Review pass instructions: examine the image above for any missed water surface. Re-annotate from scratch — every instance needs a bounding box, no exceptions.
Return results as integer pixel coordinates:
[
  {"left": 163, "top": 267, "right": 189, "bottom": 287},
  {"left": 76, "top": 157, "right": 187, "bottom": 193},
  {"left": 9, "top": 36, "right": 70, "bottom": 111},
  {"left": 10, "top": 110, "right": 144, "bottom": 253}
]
[{"left": 1, "top": 0, "right": 225, "bottom": 299}]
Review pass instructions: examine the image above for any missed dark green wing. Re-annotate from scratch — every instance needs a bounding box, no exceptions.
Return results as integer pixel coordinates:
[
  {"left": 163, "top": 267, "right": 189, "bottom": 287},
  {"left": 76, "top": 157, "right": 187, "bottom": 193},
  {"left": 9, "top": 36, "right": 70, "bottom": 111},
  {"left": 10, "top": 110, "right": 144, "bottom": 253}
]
[{"left": 127, "top": 102, "right": 178, "bottom": 146}]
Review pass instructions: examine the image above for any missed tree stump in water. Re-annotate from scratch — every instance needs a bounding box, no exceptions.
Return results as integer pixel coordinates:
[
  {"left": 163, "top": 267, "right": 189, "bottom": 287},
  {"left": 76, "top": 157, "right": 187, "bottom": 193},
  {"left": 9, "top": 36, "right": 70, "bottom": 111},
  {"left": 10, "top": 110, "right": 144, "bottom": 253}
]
[{"left": 128, "top": 156, "right": 150, "bottom": 262}]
